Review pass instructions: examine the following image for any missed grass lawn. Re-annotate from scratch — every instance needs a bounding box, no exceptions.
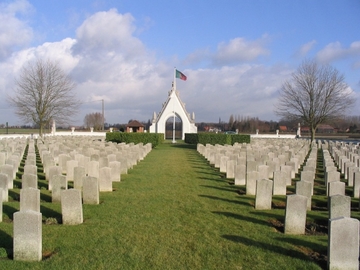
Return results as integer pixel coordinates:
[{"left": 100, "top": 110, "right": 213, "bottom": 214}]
[{"left": 0, "top": 140, "right": 355, "bottom": 269}]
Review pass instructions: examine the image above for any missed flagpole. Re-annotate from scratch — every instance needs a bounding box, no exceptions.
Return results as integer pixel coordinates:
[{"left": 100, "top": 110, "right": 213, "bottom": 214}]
[{"left": 172, "top": 67, "right": 176, "bottom": 143}]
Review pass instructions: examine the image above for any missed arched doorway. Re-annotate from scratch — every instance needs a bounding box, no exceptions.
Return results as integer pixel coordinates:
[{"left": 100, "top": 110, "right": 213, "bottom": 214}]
[{"left": 165, "top": 115, "right": 182, "bottom": 140}]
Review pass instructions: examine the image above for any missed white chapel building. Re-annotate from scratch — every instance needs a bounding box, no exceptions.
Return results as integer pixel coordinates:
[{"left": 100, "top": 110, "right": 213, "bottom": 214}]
[{"left": 149, "top": 85, "right": 197, "bottom": 140}]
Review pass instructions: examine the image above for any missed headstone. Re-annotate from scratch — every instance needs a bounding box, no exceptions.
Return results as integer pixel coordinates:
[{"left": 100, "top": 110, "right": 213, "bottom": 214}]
[
  {"left": 257, "top": 165, "right": 269, "bottom": 180},
  {"left": 61, "top": 189, "right": 83, "bottom": 225},
  {"left": 300, "top": 170, "right": 314, "bottom": 195},
  {"left": 107, "top": 154, "right": 116, "bottom": 162},
  {"left": 88, "top": 160, "right": 99, "bottom": 178},
  {"left": 99, "top": 157, "right": 109, "bottom": 168},
  {"left": 296, "top": 181, "right": 312, "bottom": 210},
  {"left": 344, "top": 161, "right": 354, "bottom": 180},
  {"left": 347, "top": 166, "right": 360, "bottom": 187},
  {"left": 99, "top": 167, "right": 112, "bottom": 192},
  {"left": 82, "top": 176, "right": 99, "bottom": 204},
  {"left": 22, "top": 173, "right": 37, "bottom": 189},
  {"left": 328, "top": 217, "right": 359, "bottom": 270},
  {"left": 0, "top": 164, "right": 14, "bottom": 189},
  {"left": 325, "top": 171, "right": 340, "bottom": 195},
  {"left": 353, "top": 171, "right": 360, "bottom": 198},
  {"left": 246, "top": 160, "right": 258, "bottom": 174},
  {"left": 328, "top": 195, "right": 351, "bottom": 219},
  {"left": 58, "top": 154, "right": 70, "bottom": 174},
  {"left": 273, "top": 171, "right": 287, "bottom": 195},
  {"left": 234, "top": 164, "right": 246, "bottom": 185},
  {"left": 328, "top": 181, "right": 345, "bottom": 197},
  {"left": 73, "top": 166, "right": 86, "bottom": 190},
  {"left": 285, "top": 161, "right": 296, "bottom": 178},
  {"left": 13, "top": 210, "right": 42, "bottom": 261},
  {"left": 109, "top": 161, "right": 121, "bottom": 182},
  {"left": 52, "top": 175, "right": 67, "bottom": 203},
  {"left": 24, "top": 165, "right": 37, "bottom": 176},
  {"left": 0, "top": 152, "right": 5, "bottom": 166},
  {"left": 284, "top": 194, "right": 307, "bottom": 234},
  {"left": 0, "top": 173, "right": 8, "bottom": 202},
  {"left": 66, "top": 160, "right": 78, "bottom": 181},
  {"left": 48, "top": 166, "right": 62, "bottom": 190},
  {"left": 246, "top": 171, "right": 259, "bottom": 195},
  {"left": 255, "top": 179, "right": 273, "bottom": 210},
  {"left": 280, "top": 165, "right": 293, "bottom": 185},
  {"left": 266, "top": 160, "right": 278, "bottom": 178},
  {"left": 20, "top": 188, "right": 40, "bottom": 212},
  {"left": 90, "top": 154, "right": 100, "bottom": 162},
  {"left": 226, "top": 160, "right": 235, "bottom": 179},
  {"left": 220, "top": 156, "right": 229, "bottom": 173}
]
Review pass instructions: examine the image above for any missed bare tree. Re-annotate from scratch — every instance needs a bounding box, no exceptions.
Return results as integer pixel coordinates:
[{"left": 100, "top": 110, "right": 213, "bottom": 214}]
[
  {"left": 275, "top": 59, "right": 355, "bottom": 141},
  {"left": 84, "top": 112, "right": 104, "bottom": 130},
  {"left": 8, "top": 58, "right": 79, "bottom": 136}
]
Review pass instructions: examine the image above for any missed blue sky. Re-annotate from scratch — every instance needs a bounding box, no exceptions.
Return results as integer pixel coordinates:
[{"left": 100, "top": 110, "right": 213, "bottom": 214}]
[{"left": 1, "top": 0, "right": 359, "bottom": 127}]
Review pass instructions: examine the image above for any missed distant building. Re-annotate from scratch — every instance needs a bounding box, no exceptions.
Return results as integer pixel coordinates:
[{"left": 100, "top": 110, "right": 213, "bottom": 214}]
[
  {"left": 317, "top": 124, "right": 335, "bottom": 133},
  {"left": 301, "top": 124, "right": 335, "bottom": 133},
  {"left": 126, "top": 120, "right": 144, "bottom": 133},
  {"left": 279, "top": 125, "right": 287, "bottom": 132}
]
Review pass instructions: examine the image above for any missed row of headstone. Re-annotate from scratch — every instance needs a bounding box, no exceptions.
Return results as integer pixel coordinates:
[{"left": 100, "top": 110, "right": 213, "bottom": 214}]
[
  {"left": 328, "top": 141, "right": 360, "bottom": 197},
  {"left": 1, "top": 135, "right": 153, "bottom": 262},
  {"left": 198, "top": 139, "right": 311, "bottom": 197},
  {"left": 199, "top": 138, "right": 360, "bottom": 269},
  {"left": 323, "top": 141, "right": 360, "bottom": 268}
]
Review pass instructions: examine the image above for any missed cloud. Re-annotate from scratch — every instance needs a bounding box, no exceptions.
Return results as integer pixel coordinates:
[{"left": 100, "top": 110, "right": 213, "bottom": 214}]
[
  {"left": 72, "top": 9, "right": 145, "bottom": 59},
  {"left": 0, "top": 0, "right": 34, "bottom": 60},
  {"left": 177, "top": 64, "right": 292, "bottom": 122},
  {"left": 295, "top": 40, "right": 317, "bottom": 57},
  {"left": 316, "top": 41, "right": 360, "bottom": 64},
  {"left": 212, "top": 36, "right": 270, "bottom": 66},
  {"left": 0, "top": 8, "right": 300, "bottom": 126},
  {"left": 183, "top": 48, "right": 211, "bottom": 66}
]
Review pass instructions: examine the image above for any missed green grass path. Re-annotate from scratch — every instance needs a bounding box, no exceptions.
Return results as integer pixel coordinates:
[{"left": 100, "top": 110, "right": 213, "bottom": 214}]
[{"left": 0, "top": 141, "right": 326, "bottom": 269}]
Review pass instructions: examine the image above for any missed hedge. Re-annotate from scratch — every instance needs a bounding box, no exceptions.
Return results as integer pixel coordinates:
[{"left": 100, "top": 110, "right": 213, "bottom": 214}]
[
  {"left": 184, "top": 133, "right": 250, "bottom": 145},
  {"left": 106, "top": 132, "right": 164, "bottom": 148}
]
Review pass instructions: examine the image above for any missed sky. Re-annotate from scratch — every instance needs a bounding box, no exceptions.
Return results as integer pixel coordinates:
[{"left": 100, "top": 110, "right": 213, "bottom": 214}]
[{"left": 0, "top": 0, "right": 360, "bottom": 127}]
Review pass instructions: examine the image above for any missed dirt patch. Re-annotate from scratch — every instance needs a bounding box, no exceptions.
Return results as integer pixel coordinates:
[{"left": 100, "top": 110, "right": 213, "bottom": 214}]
[
  {"left": 296, "top": 246, "right": 327, "bottom": 269},
  {"left": 268, "top": 219, "right": 328, "bottom": 269},
  {"left": 236, "top": 189, "right": 246, "bottom": 195},
  {"left": 268, "top": 219, "right": 327, "bottom": 236},
  {"left": 305, "top": 221, "right": 328, "bottom": 236},
  {"left": 268, "top": 218, "right": 284, "bottom": 233},
  {"left": 272, "top": 201, "right": 286, "bottom": 209},
  {"left": 43, "top": 248, "right": 59, "bottom": 260}
]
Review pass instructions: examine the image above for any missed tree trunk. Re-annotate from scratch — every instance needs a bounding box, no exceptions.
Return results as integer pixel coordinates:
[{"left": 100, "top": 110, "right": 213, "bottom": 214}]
[
  {"left": 39, "top": 123, "right": 44, "bottom": 138},
  {"left": 310, "top": 126, "right": 316, "bottom": 142}
]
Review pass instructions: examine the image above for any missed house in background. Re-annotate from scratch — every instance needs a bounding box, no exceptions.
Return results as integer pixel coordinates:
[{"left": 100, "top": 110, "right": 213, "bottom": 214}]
[
  {"left": 317, "top": 124, "right": 335, "bottom": 133},
  {"left": 126, "top": 120, "right": 144, "bottom": 133},
  {"left": 301, "top": 124, "right": 335, "bottom": 134},
  {"left": 279, "top": 125, "right": 287, "bottom": 132}
]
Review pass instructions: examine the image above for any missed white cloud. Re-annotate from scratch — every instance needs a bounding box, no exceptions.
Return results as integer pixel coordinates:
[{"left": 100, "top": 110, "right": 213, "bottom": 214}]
[
  {"left": 212, "top": 37, "right": 270, "bottom": 66},
  {"left": 316, "top": 41, "right": 360, "bottom": 63},
  {"left": 177, "top": 64, "right": 292, "bottom": 122},
  {"left": 0, "top": 0, "right": 33, "bottom": 60},
  {"left": 0, "top": 7, "right": 325, "bottom": 126},
  {"left": 183, "top": 48, "right": 211, "bottom": 66},
  {"left": 73, "top": 9, "right": 145, "bottom": 59},
  {"left": 296, "top": 40, "right": 317, "bottom": 57}
]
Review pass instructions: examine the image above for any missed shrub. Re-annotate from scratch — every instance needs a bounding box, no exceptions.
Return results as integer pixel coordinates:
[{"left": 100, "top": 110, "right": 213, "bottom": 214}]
[
  {"left": 106, "top": 132, "right": 164, "bottom": 148},
  {"left": 184, "top": 133, "right": 250, "bottom": 145}
]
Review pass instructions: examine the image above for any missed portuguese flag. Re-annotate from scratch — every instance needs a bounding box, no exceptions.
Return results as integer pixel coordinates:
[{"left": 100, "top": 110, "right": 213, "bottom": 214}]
[{"left": 175, "top": 69, "right": 187, "bottom": 81}]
